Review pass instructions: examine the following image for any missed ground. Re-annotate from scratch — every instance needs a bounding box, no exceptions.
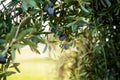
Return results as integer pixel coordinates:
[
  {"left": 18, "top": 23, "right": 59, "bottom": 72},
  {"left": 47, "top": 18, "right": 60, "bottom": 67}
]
[{"left": 7, "top": 46, "right": 59, "bottom": 80}]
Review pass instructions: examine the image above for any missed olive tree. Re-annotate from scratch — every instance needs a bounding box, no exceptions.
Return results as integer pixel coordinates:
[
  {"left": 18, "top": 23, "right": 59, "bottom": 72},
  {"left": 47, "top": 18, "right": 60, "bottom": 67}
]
[{"left": 0, "top": 0, "right": 120, "bottom": 80}]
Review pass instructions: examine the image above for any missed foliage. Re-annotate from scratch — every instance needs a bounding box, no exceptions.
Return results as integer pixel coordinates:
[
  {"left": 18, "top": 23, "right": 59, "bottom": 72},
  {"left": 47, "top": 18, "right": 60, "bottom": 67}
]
[
  {"left": 0, "top": 0, "right": 120, "bottom": 80},
  {"left": 56, "top": 0, "right": 120, "bottom": 80}
]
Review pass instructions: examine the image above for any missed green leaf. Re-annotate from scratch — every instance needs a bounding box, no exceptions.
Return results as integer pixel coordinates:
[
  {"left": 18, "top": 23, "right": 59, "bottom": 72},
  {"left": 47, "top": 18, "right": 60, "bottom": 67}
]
[
  {"left": 80, "top": 72, "right": 87, "bottom": 77},
  {"left": 104, "top": 0, "right": 111, "bottom": 7},
  {"left": 43, "top": 44, "right": 47, "bottom": 53},
  {"left": 66, "top": 16, "right": 75, "bottom": 22},
  {"left": 14, "top": 66, "right": 20, "bottom": 73},
  {"left": 16, "top": 28, "right": 36, "bottom": 41},
  {"left": 22, "top": 0, "right": 28, "bottom": 11},
  {"left": 30, "top": 47, "right": 40, "bottom": 54},
  {"left": 22, "top": 0, "right": 37, "bottom": 11},
  {"left": 34, "top": 21, "right": 42, "bottom": 28},
  {"left": 19, "top": 16, "right": 31, "bottom": 28},
  {"left": 100, "top": 0, "right": 106, "bottom": 8},
  {"left": 8, "top": 0, "right": 19, "bottom": 7},
  {"left": 29, "top": 8, "right": 38, "bottom": 15},
  {"left": 12, "top": 43, "right": 25, "bottom": 49},
  {"left": 4, "top": 71, "right": 16, "bottom": 76},
  {"left": 72, "top": 24, "right": 78, "bottom": 32},
  {"left": 95, "top": 0, "right": 99, "bottom": 10},
  {"left": 6, "top": 26, "right": 17, "bottom": 42},
  {"left": 5, "top": 56, "right": 11, "bottom": 69},
  {"left": 10, "top": 47, "right": 15, "bottom": 62},
  {"left": 64, "top": 0, "right": 70, "bottom": 3},
  {"left": 10, "top": 63, "right": 20, "bottom": 68},
  {"left": 66, "top": 21, "right": 76, "bottom": 28},
  {"left": 16, "top": 49, "right": 21, "bottom": 54},
  {"left": 22, "top": 39, "right": 37, "bottom": 48},
  {"left": 115, "top": 9, "right": 120, "bottom": 16},
  {"left": 10, "top": 63, "right": 20, "bottom": 73},
  {"left": 49, "top": 22, "right": 54, "bottom": 28},
  {"left": 35, "top": 0, "right": 44, "bottom": 5},
  {"left": 0, "top": 38, "right": 6, "bottom": 44},
  {"left": 98, "top": 11, "right": 107, "bottom": 16},
  {"left": 80, "top": 4, "right": 90, "bottom": 13},
  {"left": 37, "top": 38, "right": 46, "bottom": 44}
]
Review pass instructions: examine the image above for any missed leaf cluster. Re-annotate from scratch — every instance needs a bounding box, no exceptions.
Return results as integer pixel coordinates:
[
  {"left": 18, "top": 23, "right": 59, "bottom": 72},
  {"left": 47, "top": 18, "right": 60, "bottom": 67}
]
[{"left": 0, "top": 0, "right": 120, "bottom": 79}]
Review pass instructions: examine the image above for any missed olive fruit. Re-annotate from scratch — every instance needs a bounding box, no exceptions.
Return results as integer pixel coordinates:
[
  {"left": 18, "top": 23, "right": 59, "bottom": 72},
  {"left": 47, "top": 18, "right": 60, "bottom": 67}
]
[
  {"left": 63, "top": 44, "right": 69, "bottom": 49},
  {"left": 47, "top": 7, "right": 54, "bottom": 16},
  {"left": 51, "top": 28, "right": 56, "bottom": 33},
  {"left": 98, "top": 18, "right": 103, "bottom": 23},
  {"left": 43, "top": 1, "right": 54, "bottom": 16},
  {"left": 59, "top": 34, "right": 66, "bottom": 41},
  {"left": 77, "top": 22, "right": 85, "bottom": 27},
  {"left": 0, "top": 56, "right": 6, "bottom": 64},
  {"left": 89, "top": 23, "right": 94, "bottom": 28}
]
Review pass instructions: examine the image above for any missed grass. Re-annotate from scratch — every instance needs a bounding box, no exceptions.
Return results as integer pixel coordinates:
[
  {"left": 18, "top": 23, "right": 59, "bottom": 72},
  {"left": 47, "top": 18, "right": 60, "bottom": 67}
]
[{"left": 6, "top": 48, "right": 59, "bottom": 80}]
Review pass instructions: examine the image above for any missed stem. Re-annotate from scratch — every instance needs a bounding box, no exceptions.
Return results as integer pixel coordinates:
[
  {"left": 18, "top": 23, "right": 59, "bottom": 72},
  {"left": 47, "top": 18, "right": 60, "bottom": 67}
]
[
  {"left": 2, "top": 15, "right": 30, "bottom": 56},
  {"left": 9, "top": 15, "right": 31, "bottom": 46}
]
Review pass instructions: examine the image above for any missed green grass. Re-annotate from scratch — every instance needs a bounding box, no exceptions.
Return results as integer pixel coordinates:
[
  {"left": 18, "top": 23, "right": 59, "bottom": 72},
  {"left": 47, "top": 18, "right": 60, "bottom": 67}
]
[{"left": 8, "top": 57, "right": 58, "bottom": 80}]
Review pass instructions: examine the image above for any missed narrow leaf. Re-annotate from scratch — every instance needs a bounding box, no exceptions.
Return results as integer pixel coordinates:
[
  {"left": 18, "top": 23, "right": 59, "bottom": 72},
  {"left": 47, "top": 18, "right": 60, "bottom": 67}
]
[
  {"left": 105, "top": 0, "right": 111, "bottom": 7},
  {"left": 72, "top": 24, "right": 78, "bottom": 32},
  {"left": 22, "top": 0, "right": 37, "bottom": 11},
  {"left": 10, "top": 63, "right": 20, "bottom": 73},
  {"left": 19, "top": 16, "right": 31, "bottom": 28},
  {"left": 6, "top": 26, "right": 17, "bottom": 42},
  {"left": 5, "top": 56, "right": 11, "bottom": 69},
  {"left": 16, "top": 28, "right": 36, "bottom": 41},
  {"left": 10, "top": 63, "right": 20, "bottom": 68},
  {"left": 22, "top": 39, "right": 37, "bottom": 48},
  {"left": 100, "top": 0, "right": 106, "bottom": 8},
  {"left": 66, "top": 21, "right": 76, "bottom": 27},
  {"left": 43, "top": 44, "right": 47, "bottom": 53},
  {"left": 80, "top": 5, "right": 90, "bottom": 13},
  {"left": 30, "top": 47, "right": 40, "bottom": 54},
  {"left": 4, "top": 71, "right": 16, "bottom": 76},
  {"left": 14, "top": 66, "right": 20, "bottom": 73},
  {"left": 12, "top": 43, "right": 25, "bottom": 49},
  {"left": 11, "top": 47, "right": 15, "bottom": 62}
]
